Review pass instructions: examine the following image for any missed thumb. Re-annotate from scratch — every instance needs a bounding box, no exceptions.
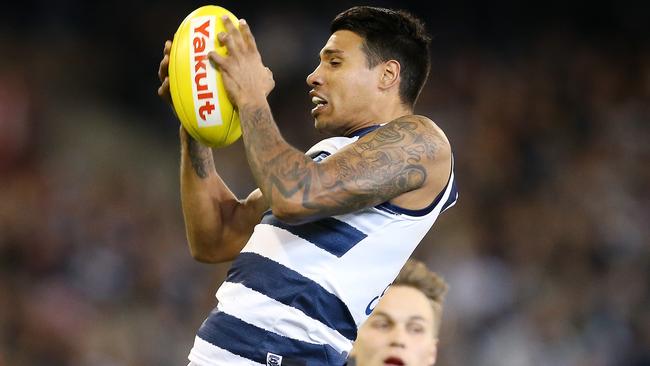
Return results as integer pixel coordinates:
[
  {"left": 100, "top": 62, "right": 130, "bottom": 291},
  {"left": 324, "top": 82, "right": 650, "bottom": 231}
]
[{"left": 208, "top": 51, "right": 228, "bottom": 73}]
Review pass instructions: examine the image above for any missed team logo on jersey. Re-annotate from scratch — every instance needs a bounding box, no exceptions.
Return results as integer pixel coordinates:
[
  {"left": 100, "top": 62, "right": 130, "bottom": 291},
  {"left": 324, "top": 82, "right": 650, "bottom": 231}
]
[
  {"left": 365, "top": 285, "right": 391, "bottom": 315},
  {"left": 267, "top": 352, "right": 283, "bottom": 366}
]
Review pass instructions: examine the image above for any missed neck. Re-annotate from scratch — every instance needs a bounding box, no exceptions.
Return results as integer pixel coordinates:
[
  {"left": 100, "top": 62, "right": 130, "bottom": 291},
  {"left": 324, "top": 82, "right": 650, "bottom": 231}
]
[{"left": 342, "top": 102, "right": 413, "bottom": 136}]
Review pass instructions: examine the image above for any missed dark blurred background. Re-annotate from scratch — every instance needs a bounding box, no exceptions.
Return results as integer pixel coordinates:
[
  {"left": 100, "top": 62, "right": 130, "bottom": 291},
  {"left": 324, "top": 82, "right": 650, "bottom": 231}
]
[{"left": 1, "top": 1, "right": 648, "bottom": 365}]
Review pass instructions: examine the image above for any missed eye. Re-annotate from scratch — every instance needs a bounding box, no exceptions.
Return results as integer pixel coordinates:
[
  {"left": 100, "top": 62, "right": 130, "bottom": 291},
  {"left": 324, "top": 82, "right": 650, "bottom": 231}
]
[
  {"left": 407, "top": 323, "right": 426, "bottom": 334},
  {"left": 329, "top": 59, "right": 342, "bottom": 67},
  {"left": 371, "top": 319, "right": 390, "bottom": 330}
]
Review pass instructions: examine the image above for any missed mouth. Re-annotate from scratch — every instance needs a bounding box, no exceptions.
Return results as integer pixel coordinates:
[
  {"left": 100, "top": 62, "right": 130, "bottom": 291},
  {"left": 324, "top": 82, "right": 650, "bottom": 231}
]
[
  {"left": 309, "top": 91, "right": 329, "bottom": 116},
  {"left": 383, "top": 356, "right": 405, "bottom": 366}
]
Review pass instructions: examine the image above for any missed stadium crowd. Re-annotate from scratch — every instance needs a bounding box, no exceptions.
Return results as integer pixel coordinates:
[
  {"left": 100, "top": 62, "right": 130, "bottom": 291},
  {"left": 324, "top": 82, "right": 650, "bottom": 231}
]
[{"left": 1, "top": 2, "right": 648, "bottom": 365}]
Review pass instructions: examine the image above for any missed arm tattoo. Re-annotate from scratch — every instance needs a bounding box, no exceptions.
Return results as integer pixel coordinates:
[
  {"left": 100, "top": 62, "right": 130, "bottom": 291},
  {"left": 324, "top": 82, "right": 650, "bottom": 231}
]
[
  {"left": 239, "top": 105, "right": 439, "bottom": 217},
  {"left": 186, "top": 137, "right": 214, "bottom": 179},
  {"left": 310, "top": 119, "right": 434, "bottom": 213},
  {"left": 239, "top": 105, "right": 311, "bottom": 207}
]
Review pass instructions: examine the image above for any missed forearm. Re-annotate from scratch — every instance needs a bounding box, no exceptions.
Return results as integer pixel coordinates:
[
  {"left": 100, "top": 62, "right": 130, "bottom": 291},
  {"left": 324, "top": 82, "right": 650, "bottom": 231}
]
[
  {"left": 180, "top": 137, "right": 239, "bottom": 261},
  {"left": 238, "top": 102, "right": 318, "bottom": 220}
]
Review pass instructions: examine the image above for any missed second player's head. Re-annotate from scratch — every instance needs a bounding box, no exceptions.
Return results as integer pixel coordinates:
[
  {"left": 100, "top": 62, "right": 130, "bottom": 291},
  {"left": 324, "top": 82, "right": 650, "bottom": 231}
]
[
  {"left": 350, "top": 259, "right": 448, "bottom": 366},
  {"left": 306, "top": 6, "right": 432, "bottom": 134}
]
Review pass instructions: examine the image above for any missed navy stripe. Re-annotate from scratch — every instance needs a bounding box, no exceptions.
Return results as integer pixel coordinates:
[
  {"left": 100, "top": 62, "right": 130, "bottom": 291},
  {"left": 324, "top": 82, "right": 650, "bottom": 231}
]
[
  {"left": 261, "top": 214, "right": 367, "bottom": 257},
  {"left": 441, "top": 179, "right": 458, "bottom": 212},
  {"left": 375, "top": 180, "right": 448, "bottom": 216},
  {"left": 346, "top": 125, "right": 381, "bottom": 138},
  {"left": 227, "top": 252, "right": 358, "bottom": 341},
  {"left": 375, "top": 154, "right": 457, "bottom": 217},
  {"left": 197, "top": 309, "right": 347, "bottom": 365}
]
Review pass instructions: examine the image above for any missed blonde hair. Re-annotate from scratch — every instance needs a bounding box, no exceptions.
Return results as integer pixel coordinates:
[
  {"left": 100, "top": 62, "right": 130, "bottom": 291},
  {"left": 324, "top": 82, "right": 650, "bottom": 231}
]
[{"left": 393, "top": 259, "right": 448, "bottom": 336}]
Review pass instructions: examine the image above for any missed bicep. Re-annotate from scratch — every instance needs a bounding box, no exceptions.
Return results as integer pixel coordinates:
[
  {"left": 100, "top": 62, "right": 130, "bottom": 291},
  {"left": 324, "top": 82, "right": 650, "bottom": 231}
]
[
  {"left": 298, "top": 118, "right": 449, "bottom": 219},
  {"left": 309, "top": 147, "right": 427, "bottom": 213}
]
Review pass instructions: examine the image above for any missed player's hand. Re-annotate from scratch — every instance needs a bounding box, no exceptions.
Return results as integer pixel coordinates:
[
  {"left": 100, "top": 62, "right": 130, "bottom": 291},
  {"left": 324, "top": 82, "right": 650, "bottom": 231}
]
[
  {"left": 208, "top": 17, "right": 275, "bottom": 107},
  {"left": 157, "top": 40, "right": 173, "bottom": 105}
]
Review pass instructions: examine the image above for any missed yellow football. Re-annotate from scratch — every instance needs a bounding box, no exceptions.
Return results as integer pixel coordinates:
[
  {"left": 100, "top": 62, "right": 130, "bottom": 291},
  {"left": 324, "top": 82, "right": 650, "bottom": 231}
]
[{"left": 169, "top": 5, "right": 241, "bottom": 148}]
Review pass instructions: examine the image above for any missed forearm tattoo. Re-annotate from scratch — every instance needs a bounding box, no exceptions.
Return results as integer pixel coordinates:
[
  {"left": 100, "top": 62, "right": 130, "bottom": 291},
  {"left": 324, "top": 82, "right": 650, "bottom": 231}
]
[
  {"left": 186, "top": 137, "right": 214, "bottom": 179},
  {"left": 240, "top": 106, "right": 438, "bottom": 216}
]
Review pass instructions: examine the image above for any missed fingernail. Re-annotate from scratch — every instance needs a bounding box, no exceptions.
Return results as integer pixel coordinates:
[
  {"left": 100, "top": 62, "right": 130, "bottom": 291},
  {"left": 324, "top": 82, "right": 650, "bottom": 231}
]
[{"left": 240, "top": 19, "right": 247, "bottom": 25}]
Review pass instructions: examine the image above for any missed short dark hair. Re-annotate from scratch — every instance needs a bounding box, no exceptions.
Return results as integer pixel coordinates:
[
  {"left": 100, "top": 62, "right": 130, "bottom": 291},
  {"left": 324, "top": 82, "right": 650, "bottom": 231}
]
[{"left": 331, "top": 6, "right": 432, "bottom": 107}]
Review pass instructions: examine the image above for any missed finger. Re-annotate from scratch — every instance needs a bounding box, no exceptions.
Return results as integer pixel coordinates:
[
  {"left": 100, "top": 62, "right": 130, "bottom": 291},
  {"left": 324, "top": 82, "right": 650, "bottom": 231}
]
[
  {"left": 208, "top": 51, "right": 228, "bottom": 72},
  {"left": 159, "top": 78, "right": 170, "bottom": 100},
  {"left": 217, "top": 31, "right": 238, "bottom": 56},
  {"left": 158, "top": 54, "right": 169, "bottom": 82},
  {"left": 158, "top": 77, "right": 171, "bottom": 103},
  {"left": 221, "top": 16, "right": 243, "bottom": 48},
  {"left": 164, "top": 40, "right": 172, "bottom": 55},
  {"left": 238, "top": 19, "right": 258, "bottom": 51}
]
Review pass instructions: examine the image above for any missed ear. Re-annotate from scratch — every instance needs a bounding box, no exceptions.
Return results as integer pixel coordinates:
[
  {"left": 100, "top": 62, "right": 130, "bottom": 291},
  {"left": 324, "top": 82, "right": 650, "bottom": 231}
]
[{"left": 378, "top": 60, "right": 401, "bottom": 90}]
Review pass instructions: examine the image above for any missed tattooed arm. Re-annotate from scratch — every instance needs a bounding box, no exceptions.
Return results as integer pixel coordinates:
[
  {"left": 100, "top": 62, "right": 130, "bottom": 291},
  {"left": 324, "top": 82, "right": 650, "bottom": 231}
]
[
  {"left": 179, "top": 127, "right": 268, "bottom": 263},
  {"left": 205, "top": 17, "right": 450, "bottom": 224},
  {"left": 159, "top": 38, "right": 267, "bottom": 263},
  {"left": 238, "top": 103, "right": 451, "bottom": 224}
]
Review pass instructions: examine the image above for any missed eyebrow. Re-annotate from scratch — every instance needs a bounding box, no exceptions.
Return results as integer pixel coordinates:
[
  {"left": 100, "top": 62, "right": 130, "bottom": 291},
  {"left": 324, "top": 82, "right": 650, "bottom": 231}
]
[
  {"left": 371, "top": 312, "right": 428, "bottom": 322},
  {"left": 320, "top": 48, "right": 344, "bottom": 57}
]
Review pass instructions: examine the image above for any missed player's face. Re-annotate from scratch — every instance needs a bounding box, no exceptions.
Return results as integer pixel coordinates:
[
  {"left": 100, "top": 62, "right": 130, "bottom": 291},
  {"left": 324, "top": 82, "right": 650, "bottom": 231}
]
[
  {"left": 351, "top": 286, "right": 438, "bottom": 366},
  {"left": 306, "top": 30, "right": 382, "bottom": 134}
]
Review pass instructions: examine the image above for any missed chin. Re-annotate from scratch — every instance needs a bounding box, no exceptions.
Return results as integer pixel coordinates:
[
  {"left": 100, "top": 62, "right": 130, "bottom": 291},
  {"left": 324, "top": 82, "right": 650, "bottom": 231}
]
[
  {"left": 313, "top": 117, "right": 330, "bottom": 133},
  {"left": 314, "top": 117, "right": 346, "bottom": 136},
  {"left": 313, "top": 116, "right": 322, "bottom": 129}
]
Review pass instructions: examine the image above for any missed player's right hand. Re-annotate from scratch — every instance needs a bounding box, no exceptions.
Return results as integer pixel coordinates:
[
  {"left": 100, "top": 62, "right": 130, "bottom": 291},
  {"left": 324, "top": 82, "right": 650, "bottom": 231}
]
[{"left": 157, "top": 40, "right": 173, "bottom": 105}]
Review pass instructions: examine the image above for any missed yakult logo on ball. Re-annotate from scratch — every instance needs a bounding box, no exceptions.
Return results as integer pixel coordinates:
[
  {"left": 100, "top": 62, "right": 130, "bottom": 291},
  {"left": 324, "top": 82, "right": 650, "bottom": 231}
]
[{"left": 190, "top": 16, "right": 223, "bottom": 127}]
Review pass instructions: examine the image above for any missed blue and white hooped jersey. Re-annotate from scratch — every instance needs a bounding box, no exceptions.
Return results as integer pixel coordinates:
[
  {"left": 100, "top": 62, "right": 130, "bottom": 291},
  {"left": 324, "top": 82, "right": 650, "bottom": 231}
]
[{"left": 189, "top": 126, "right": 458, "bottom": 366}]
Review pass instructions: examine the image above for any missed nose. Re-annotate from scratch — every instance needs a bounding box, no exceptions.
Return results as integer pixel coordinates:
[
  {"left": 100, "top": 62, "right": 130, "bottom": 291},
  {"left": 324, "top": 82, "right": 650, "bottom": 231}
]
[
  {"left": 306, "top": 64, "right": 323, "bottom": 87},
  {"left": 388, "top": 326, "right": 407, "bottom": 348}
]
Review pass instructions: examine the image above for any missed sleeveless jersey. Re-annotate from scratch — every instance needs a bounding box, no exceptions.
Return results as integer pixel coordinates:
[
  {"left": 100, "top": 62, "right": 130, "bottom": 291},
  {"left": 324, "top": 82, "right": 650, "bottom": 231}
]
[{"left": 188, "top": 125, "right": 458, "bottom": 366}]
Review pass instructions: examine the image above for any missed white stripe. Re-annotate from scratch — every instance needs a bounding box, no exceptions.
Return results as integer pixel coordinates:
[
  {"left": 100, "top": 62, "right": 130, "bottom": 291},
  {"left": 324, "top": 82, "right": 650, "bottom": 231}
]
[
  {"left": 243, "top": 207, "right": 440, "bottom": 327},
  {"left": 242, "top": 225, "right": 345, "bottom": 296},
  {"left": 216, "top": 281, "right": 353, "bottom": 353},
  {"left": 332, "top": 208, "right": 394, "bottom": 232},
  {"left": 189, "top": 336, "right": 265, "bottom": 366}
]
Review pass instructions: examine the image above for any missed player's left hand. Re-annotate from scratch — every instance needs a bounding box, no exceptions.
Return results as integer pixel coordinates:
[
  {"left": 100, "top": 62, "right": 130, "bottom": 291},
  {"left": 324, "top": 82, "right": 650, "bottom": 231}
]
[
  {"left": 209, "top": 17, "right": 275, "bottom": 108},
  {"left": 157, "top": 40, "right": 173, "bottom": 105}
]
